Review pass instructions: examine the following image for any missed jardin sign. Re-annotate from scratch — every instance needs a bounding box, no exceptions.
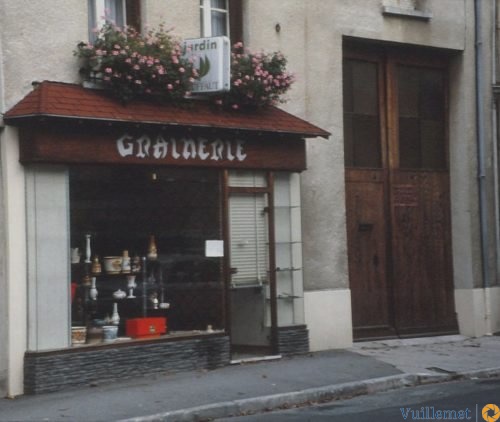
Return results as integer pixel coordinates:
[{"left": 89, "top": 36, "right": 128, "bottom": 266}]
[{"left": 183, "top": 36, "right": 230, "bottom": 94}]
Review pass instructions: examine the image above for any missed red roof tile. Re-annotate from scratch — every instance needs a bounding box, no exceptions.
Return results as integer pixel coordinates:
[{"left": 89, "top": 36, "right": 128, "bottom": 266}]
[{"left": 4, "top": 81, "right": 330, "bottom": 139}]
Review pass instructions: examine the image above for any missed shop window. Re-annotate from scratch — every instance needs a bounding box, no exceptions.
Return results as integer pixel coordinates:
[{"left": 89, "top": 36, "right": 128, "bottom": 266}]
[
  {"left": 69, "top": 166, "right": 224, "bottom": 339},
  {"left": 89, "top": 0, "right": 141, "bottom": 40},
  {"left": 273, "top": 172, "right": 305, "bottom": 326},
  {"left": 200, "top": 0, "right": 243, "bottom": 43}
]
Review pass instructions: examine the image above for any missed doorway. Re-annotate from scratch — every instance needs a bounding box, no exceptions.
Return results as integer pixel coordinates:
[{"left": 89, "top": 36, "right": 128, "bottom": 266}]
[
  {"left": 343, "top": 44, "right": 457, "bottom": 340},
  {"left": 226, "top": 171, "right": 276, "bottom": 358}
]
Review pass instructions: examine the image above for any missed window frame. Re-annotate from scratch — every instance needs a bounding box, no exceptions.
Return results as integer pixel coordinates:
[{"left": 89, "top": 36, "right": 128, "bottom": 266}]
[
  {"left": 89, "top": 0, "right": 141, "bottom": 41},
  {"left": 200, "top": 0, "right": 230, "bottom": 37}
]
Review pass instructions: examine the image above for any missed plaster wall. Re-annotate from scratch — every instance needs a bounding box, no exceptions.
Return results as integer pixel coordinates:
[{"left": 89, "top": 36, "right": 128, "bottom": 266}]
[
  {"left": 143, "top": 0, "right": 199, "bottom": 40},
  {"left": 0, "top": 127, "right": 27, "bottom": 397},
  {"left": 0, "top": 1, "right": 7, "bottom": 398},
  {"left": 304, "top": 289, "right": 353, "bottom": 351},
  {"left": 245, "top": 0, "right": 478, "bottom": 295},
  {"left": 449, "top": 0, "right": 497, "bottom": 291},
  {"left": 0, "top": 1, "right": 201, "bottom": 110},
  {"left": 0, "top": 137, "right": 7, "bottom": 397},
  {"left": 454, "top": 287, "right": 500, "bottom": 337},
  {"left": 0, "top": 0, "right": 86, "bottom": 110}
]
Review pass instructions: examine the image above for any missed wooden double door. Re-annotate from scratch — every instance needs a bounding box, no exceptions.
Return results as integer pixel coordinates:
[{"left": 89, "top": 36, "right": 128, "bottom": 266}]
[{"left": 344, "top": 45, "right": 457, "bottom": 340}]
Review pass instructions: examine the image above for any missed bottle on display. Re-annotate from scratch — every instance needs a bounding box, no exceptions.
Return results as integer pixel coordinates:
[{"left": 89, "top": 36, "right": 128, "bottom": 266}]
[
  {"left": 121, "top": 250, "right": 131, "bottom": 273},
  {"left": 89, "top": 277, "right": 98, "bottom": 300},
  {"left": 147, "top": 235, "right": 158, "bottom": 260},
  {"left": 91, "top": 256, "right": 102, "bottom": 274},
  {"left": 111, "top": 303, "right": 120, "bottom": 325},
  {"left": 84, "top": 234, "right": 92, "bottom": 263},
  {"left": 132, "top": 254, "right": 141, "bottom": 273}
]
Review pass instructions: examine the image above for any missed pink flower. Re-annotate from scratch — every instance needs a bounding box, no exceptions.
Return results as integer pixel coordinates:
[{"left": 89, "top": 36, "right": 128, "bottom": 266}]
[
  {"left": 167, "top": 84, "right": 173, "bottom": 90},
  {"left": 135, "top": 80, "right": 142, "bottom": 84},
  {"left": 232, "top": 104, "right": 239, "bottom": 110},
  {"left": 179, "top": 67, "right": 185, "bottom": 73},
  {"left": 105, "top": 67, "right": 113, "bottom": 74}
]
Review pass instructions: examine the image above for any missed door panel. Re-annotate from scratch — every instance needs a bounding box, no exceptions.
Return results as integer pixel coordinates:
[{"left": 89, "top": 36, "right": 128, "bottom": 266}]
[
  {"left": 228, "top": 192, "right": 271, "bottom": 350},
  {"left": 346, "top": 170, "right": 395, "bottom": 339},
  {"left": 390, "top": 171, "right": 456, "bottom": 335}
]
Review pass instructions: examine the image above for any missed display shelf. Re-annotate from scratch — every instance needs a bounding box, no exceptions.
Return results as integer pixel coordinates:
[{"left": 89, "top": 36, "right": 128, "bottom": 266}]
[
  {"left": 272, "top": 267, "right": 301, "bottom": 272},
  {"left": 230, "top": 281, "right": 266, "bottom": 290}
]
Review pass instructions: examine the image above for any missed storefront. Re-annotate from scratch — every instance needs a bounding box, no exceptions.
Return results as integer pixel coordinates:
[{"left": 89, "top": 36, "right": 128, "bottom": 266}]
[{"left": 4, "top": 81, "right": 329, "bottom": 393}]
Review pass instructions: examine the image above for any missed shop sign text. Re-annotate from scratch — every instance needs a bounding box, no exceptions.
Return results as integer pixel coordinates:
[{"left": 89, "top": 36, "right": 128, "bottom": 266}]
[
  {"left": 116, "top": 133, "right": 248, "bottom": 162},
  {"left": 182, "top": 36, "right": 231, "bottom": 93}
]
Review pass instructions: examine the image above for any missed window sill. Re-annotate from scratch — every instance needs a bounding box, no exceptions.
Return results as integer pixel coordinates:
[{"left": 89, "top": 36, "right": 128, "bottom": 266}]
[
  {"left": 382, "top": 5, "right": 432, "bottom": 21},
  {"left": 27, "top": 330, "right": 226, "bottom": 356}
]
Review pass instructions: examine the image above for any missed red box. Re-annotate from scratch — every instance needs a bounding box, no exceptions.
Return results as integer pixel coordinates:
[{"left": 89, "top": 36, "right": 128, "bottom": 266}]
[{"left": 126, "top": 317, "right": 167, "bottom": 338}]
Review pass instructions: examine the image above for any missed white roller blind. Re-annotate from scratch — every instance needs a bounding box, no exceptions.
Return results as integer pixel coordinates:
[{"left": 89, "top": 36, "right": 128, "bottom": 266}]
[{"left": 229, "top": 193, "right": 268, "bottom": 286}]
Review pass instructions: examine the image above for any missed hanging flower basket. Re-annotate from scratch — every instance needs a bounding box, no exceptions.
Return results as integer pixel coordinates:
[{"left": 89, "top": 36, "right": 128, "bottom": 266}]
[
  {"left": 75, "top": 23, "right": 197, "bottom": 103},
  {"left": 212, "top": 42, "right": 295, "bottom": 110}
]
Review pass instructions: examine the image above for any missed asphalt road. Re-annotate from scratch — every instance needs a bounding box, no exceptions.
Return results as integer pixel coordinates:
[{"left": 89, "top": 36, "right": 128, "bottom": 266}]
[{"left": 217, "top": 378, "right": 500, "bottom": 421}]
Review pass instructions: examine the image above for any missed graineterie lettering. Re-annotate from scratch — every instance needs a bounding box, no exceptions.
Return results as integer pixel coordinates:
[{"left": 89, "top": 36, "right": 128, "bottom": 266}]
[{"left": 116, "top": 133, "right": 247, "bottom": 162}]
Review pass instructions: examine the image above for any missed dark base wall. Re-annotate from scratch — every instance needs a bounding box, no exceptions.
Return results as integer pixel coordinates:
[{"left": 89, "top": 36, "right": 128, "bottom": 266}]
[
  {"left": 24, "top": 334, "right": 230, "bottom": 394},
  {"left": 24, "top": 326, "right": 309, "bottom": 395},
  {"left": 277, "top": 325, "right": 309, "bottom": 355}
]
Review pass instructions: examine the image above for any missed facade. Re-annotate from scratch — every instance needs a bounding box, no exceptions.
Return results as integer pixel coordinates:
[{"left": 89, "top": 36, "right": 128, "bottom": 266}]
[{"left": 0, "top": 0, "right": 499, "bottom": 397}]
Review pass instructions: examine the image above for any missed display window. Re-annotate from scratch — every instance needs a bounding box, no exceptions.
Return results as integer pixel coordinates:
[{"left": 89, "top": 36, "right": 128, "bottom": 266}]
[{"left": 69, "top": 166, "right": 224, "bottom": 343}]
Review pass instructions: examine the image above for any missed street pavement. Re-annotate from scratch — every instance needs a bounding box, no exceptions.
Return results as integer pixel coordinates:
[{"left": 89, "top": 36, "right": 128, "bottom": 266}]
[
  {"left": 216, "top": 377, "right": 500, "bottom": 421},
  {"left": 1, "top": 335, "right": 500, "bottom": 421}
]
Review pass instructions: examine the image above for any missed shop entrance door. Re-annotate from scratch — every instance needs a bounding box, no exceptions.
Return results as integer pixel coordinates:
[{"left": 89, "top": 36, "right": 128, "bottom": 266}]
[
  {"left": 228, "top": 191, "right": 273, "bottom": 357},
  {"left": 343, "top": 46, "right": 457, "bottom": 340}
]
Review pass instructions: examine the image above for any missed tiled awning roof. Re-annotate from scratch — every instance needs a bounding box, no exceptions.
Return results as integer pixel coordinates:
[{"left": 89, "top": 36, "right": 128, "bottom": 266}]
[{"left": 4, "top": 81, "right": 330, "bottom": 139}]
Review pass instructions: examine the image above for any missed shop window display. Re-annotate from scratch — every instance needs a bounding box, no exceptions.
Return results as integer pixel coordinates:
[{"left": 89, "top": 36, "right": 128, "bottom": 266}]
[{"left": 70, "top": 166, "right": 224, "bottom": 344}]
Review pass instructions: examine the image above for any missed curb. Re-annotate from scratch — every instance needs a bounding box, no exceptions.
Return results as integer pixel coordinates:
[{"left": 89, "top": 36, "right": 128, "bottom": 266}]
[
  {"left": 119, "top": 370, "right": 491, "bottom": 422},
  {"left": 114, "top": 371, "right": 442, "bottom": 422}
]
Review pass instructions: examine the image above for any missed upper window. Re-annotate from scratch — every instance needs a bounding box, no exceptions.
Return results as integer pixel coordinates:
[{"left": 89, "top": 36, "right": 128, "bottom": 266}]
[
  {"left": 200, "top": 0, "right": 242, "bottom": 42},
  {"left": 89, "top": 0, "right": 141, "bottom": 40},
  {"left": 200, "top": 0, "right": 229, "bottom": 37}
]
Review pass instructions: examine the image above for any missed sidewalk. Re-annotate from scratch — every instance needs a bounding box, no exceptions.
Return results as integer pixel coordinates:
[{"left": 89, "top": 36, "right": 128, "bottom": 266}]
[{"left": 1, "top": 335, "right": 500, "bottom": 422}]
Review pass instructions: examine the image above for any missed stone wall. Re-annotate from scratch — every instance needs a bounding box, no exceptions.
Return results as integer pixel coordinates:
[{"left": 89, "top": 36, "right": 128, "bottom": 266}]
[
  {"left": 24, "top": 334, "right": 230, "bottom": 394},
  {"left": 277, "top": 325, "right": 309, "bottom": 356}
]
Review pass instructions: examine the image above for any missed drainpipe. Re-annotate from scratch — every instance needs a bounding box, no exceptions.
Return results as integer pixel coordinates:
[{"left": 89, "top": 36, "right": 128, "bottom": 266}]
[
  {"left": 475, "top": 0, "right": 492, "bottom": 334},
  {"left": 493, "top": 0, "right": 500, "bottom": 306}
]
